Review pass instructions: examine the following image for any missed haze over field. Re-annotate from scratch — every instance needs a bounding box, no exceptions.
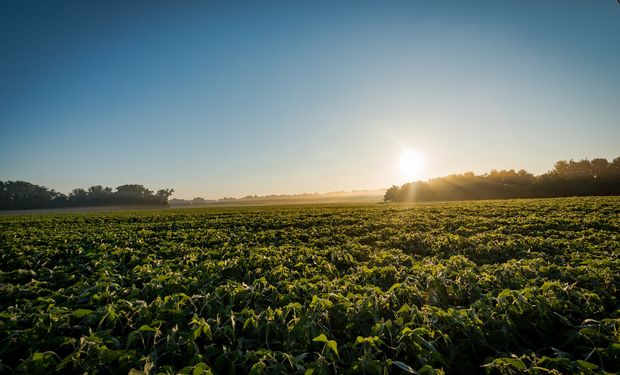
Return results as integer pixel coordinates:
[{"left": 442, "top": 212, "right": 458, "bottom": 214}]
[{"left": 1, "top": 1, "right": 619, "bottom": 199}]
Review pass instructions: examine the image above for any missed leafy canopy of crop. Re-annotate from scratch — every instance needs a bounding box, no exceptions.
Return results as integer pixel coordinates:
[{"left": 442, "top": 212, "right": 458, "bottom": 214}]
[{"left": 0, "top": 197, "right": 619, "bottom": 374}]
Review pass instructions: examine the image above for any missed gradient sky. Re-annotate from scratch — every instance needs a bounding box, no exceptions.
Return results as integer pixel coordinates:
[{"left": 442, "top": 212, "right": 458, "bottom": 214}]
[{"left": 1, "top": 1, "right": 619, "bottom": 199}]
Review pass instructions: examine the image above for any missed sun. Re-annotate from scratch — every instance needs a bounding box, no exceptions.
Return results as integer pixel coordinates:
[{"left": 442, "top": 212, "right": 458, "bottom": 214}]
[{"left": 397, "top": 149, "right": 427, "bottom": 181}]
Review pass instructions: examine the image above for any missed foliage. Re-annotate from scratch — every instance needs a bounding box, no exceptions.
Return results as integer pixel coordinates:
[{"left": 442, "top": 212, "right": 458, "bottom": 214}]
[
  {"left": 0, "top": 182, "right": 174, "bottom": 210},
  {"left": 384, "top": 156, "right": 620, "bottom": 202},
  {"left": 0, "top": 197, "right": 619, "bottom": 374}
]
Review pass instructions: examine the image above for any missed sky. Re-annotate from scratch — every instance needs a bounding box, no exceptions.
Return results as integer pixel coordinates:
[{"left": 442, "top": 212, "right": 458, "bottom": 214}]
[{"left": 1, "top": 1, "right": 619, "bottom": 199}]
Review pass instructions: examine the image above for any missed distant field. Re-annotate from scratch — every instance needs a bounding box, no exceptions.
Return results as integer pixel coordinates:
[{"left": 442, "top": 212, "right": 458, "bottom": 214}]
[{"left": 1, "top": 197, "right": 619, "bottom": 374}]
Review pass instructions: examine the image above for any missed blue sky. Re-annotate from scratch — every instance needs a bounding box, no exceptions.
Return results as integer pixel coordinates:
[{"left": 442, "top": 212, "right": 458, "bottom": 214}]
[{"left": 1, "top": 1, "right": 619, "bottom": 199}]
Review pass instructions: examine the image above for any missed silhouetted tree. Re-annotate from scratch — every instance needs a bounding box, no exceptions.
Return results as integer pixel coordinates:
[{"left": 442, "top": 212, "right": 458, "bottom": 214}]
[
  {"left": 0, "top": 181, "right": 174, "bottom": 210},
  {"left": 384, "top": 185, "right": 401, "bottom": 202},
  {"left": 0, "top": 181, "right": 62, "bottom": 209},
  {"left": 191, "top": 196, "right": 206, "bottom": 205},
  {"left": 69, "top": 188, "right": 88, "bottom": 204},
  {"left": 384, "top": 156, "right": 620, "bottom": 202},
  {"left": 609, "top": 157, "right": 620, "bottom": 175},
  {"left": 156, "top": 189, "right": 175, "bottom": 203}
]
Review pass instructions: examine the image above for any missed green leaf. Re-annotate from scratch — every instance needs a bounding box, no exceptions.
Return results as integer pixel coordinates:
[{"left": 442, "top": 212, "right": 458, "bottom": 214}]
[
  {"left": 326, "top": 340, "right": 339, "bottom": 357},
  {"left": 312, "top": 333, "right": 328, "bottom": 343},
  {"left": 243, "top": 317, "right": 255, "bottom": 331},
  {"left": 418, "top": 365, "right": 435, "bottom": 374},
  {"left": 249, "top": 362, "right": 266, "bottom": 375},
  {"left": 504, "top": 358, "right": 527, "bottom": 371},
  {"left": 72, "top": 309, "right": 93, "bottom": 318},
  {"left": 388, "top": 283, "right": 402, "bottom": 292},
  {"left": 138, "top": 325, "right": 158, "bottom": 332},
  {"left": 192, "top": 362, "right": 213, "bottom": 375},
  {"left": 392, "top": 361, "right": 415, "bottom": 373},
  {"left": 576, "top": 360, "right": 598, "bottom": 370}
]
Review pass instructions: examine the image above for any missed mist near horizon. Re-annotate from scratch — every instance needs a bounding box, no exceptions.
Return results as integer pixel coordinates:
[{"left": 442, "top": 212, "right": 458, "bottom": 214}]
[{"left": 1, "top": 1, "right": 619, "bottom": 199}]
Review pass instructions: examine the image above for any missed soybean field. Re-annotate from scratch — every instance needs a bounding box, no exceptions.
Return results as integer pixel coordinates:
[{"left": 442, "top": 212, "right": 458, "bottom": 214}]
[{"left": 1, "top": 197, "right": 619, "bottom": 374}]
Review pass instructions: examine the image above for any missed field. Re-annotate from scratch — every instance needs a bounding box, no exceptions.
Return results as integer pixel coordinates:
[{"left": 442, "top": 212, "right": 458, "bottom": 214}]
[{"left": 1, "top": 197, "right": 619, "bottom": 374}]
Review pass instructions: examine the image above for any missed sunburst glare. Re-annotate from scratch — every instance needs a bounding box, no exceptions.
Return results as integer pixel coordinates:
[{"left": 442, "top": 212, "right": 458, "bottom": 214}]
[{"left": 397, "top": 149, "right": 427, "bottom": 182}]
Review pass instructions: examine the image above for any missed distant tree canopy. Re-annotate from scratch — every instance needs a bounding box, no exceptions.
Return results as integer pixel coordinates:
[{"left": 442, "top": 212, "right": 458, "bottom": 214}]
[
  {"left": 0, "top": 182, "right": 174, "bottom": 210},
  {"left": 384, "top": 156, "right": 620, "bottom": 203}
]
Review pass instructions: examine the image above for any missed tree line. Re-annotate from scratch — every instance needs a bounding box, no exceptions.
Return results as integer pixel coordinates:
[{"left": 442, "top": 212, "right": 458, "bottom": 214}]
[
  {"left": 0, "top": 182, "right": 174, "bottom": 210},
  {"left": 384, "top": 156, "right": 620, "bottom": 202}
]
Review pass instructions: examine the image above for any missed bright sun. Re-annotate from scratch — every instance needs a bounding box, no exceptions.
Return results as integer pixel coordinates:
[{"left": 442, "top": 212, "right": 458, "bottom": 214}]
[{"left": 397, "top": 149, "right": 427, "bottom": 181}]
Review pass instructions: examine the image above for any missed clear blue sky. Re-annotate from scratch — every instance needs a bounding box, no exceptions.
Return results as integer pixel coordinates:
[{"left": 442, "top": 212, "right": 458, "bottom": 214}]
[{"left": 1, "top": 1, "right": 619, "bottom": 199}]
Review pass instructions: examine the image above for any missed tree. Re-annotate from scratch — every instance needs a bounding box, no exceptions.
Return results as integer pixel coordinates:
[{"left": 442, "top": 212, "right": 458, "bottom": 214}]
[
  {"left": 191, "top": 197, "right": 206, "bottom": 205},
  {"left": 384, "top": 185, "right": 401, "bottom": 202},
  {"left": 384, "top": 156, "right": 620, "bottom": 202},
  {"left": 0, "top": 181, "right": 60, "bottom": 209},
  {"left": 608, "top": 157, "right": 620, "bottom": 175},
  {"left": 0, "top": 181, "right": 175, "bottom": 210},
  {"left": 156, "top": 189, "right": 174, "bottom": 203},
  {"left": 115, "top": 184, "right": 152, "bottom": 204},
  {"left": 116, "top": 184, "right": 152, "bottom": 197},
  {"left": 88, "top": 185, "right": 113, "bottom": 196}
]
